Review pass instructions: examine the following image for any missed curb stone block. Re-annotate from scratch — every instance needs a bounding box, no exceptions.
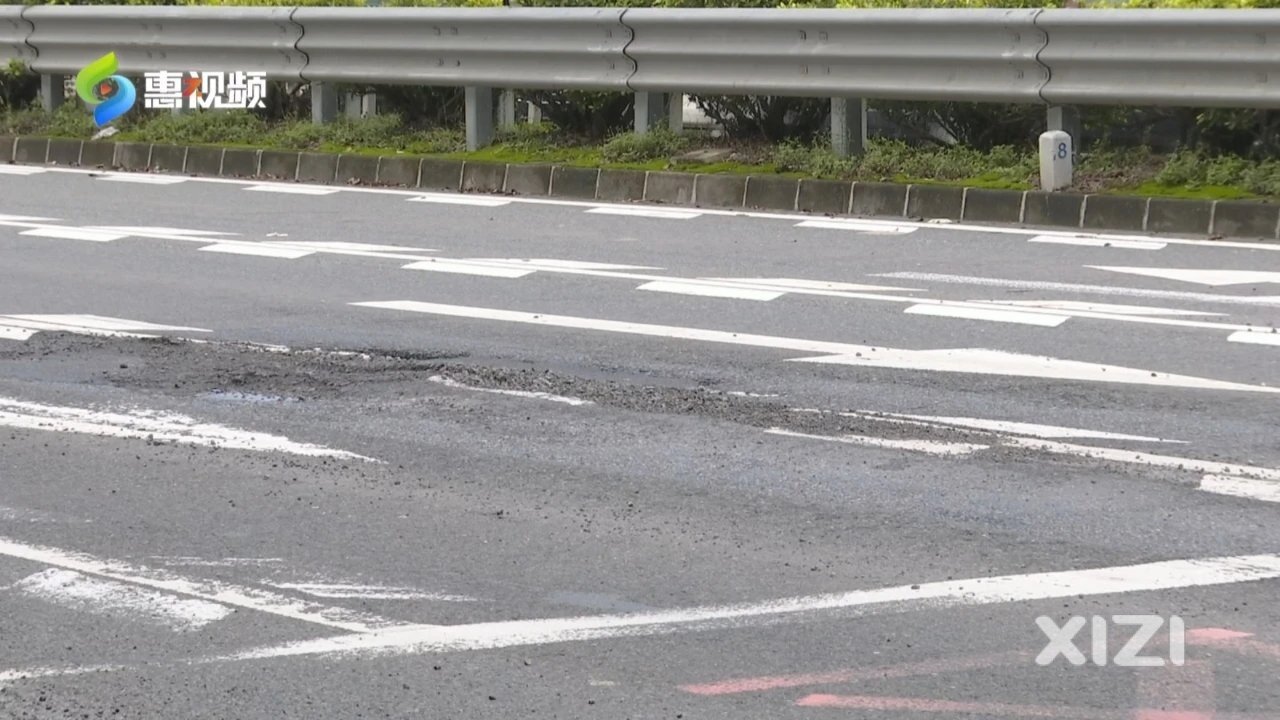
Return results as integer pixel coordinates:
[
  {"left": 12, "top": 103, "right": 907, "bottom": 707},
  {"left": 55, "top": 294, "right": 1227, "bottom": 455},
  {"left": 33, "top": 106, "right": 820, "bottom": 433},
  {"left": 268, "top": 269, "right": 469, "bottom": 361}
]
[
  {"left": 114, "top": 142, "right": 151, "bottom": 171},
  {"left": 694, "top": 174, "right": 747, "bottom": 208},
  {"left": 184, "top": 146, "right": 224, "bottom": 175},
  {"left": 597, "top": 169, "right": 647, "bottom": 202},
  {"left": 149, "top": 144, "right": 187, "bottom": 173},
  {"left": 14, "top": 137, "right": 49, "bottom": 164},
  {"left": 1082, "top": 194, "right": 1148, "bottom": 231},
  {"left": 643, "top": 172, "right": 694, "bottom": 205},
  {"left": 961, "top": 188, "right": 1023, "bottom": 224},
  {"left": 0, "top": 136, "right": 14, "bottom": 162},
  {"left": 1146, "top": 197, "right": 1212, "bottom": 236},
  {"left": 1023, "top": 191, "right": 1085, "bottom": 228},
  {"left": 550, "top": 166, "right": 599, "bottom": 198},
  {"left": 79, "top": 141, "right": 117, "bottom": 169},
  {"left": 461, "top": 162, "right": 507, "bottom": 193},
  {"left": 503, "top": 164, "right": 552, "bottom": 196},
  {"left": 46, "top": 138, "right": 82, "bottom": 166},
  {"left": 852, "top": 182, "right": 908, "bottom": 218},
  {"left": 744, "top": 175, "right": 799, "bottom": 211},
  {"left": 257, "top": 150, "right": 298, "bottom": 180},
  {"left": 906, "top": 185, "right": 964, "bottom": 220},
  {"left": 298, "top": 152, "right": 339, "bottom": 184},
  {"left": 375, "top": 156, "right": 421, "bottom": 187},
  {"left": 419, "top": 158, "right": 464, "bottom": 190},
  {"left": 334, "top": 154, "right": 379, "bottom": 185},
  {"left": 222, "top": 148, "right": 260, "bottom": 178},
  {"left": 1212, "top": 201, "right": 1280, "bottom": 240},
  {"left": 797, "top": 179, "right": 852, "bottom": 215}
]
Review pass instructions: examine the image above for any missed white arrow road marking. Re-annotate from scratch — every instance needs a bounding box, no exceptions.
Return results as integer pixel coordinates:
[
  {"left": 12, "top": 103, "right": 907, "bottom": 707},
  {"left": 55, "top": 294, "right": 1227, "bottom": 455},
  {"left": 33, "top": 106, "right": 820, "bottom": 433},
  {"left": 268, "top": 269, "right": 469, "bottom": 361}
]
[
  {"left": 19, "top": 227, "right": 127, "bottom": 242},
  {"left": 427, "top": 375, "right": 592, "bottom": 406},
  {"left": 903, "top": 304, "right": 1070, "bottom": 327},
  {"left": 220, "top": 553, "right": 1280, "bottom": 662},
  {"left": 1000, "top": 437, "right": 1280, "bottom": 482},
  {"left": 0, "top": 397, "right": 378, "bottom": 462},
  {"left": 1088, "top": 266, "right": 1280, "bottom": 287},
  {"left": 0, "top": 314, "right": 210, "bottom": 340},
  {"left": 1029, "top": 235, "right": 1166, "bottom": 250},
  {"left": 874, "top": 273, "right": 1280, "bottom": 308},
  {"left": 352, "top": 301, "right": 1277, "bottom": 393},
  {"left": 245, "top": 184, "right": 339, "bottom": 196},
  {"left": 585, "top": 206, "right": 702, "bottom": 220},
  {"left": 1229, "top": 331, "right": 1280, "bottom": 347},
  {"left": 408, "top": 194, "right": 510, "bottom": 207},
  {"left": 862, "top": 413, "right": 1184, "bottom": 443},
  {"left": 199, "top": 243, "right": 316, "bottom": 259},
  {"left": 0, "top": 536, "right": 419, "bottom": 634},
  {"left": 1200, "top": 475, "right": 1280, "bottom": 504},
  {"left": 765, "top": 428, "right": 989, "bottom": 456},
  {"left": 12, "top": 568, "right": 233, "bottom": 631}
]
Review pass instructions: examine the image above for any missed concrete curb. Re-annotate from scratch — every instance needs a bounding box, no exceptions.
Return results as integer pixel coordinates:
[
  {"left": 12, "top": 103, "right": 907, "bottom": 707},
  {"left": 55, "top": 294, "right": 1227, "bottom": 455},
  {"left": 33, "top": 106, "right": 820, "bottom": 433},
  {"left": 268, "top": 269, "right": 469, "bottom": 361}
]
[{"left": 4, "top": 138, "right": 1277, "bottom": 241}]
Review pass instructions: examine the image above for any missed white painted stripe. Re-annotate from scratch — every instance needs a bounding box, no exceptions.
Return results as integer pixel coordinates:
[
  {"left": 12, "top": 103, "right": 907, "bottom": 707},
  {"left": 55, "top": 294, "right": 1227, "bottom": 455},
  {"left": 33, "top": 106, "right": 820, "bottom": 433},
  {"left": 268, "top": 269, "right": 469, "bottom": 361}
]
[
  {"left": 0, "top": 326, "right": 38, "bottom": 341},
  {"left": 0, "top": 397, "right": 377, "bottom": 461},
  {"left": 85, "top": 226, "right": 234, "bottom": 237},
  {"left": 0, "top": 166, "right": 45, "bottom": 175},
  {"left": 198, "top": 243, "right": 315, "bottom": 259},
  {"left": 14, "top": 568, "right": 232, "bottom": 631},
  {"left": 637, "top": 280, "right": 784, "bottom": 301},
  {"left": 796, "top": 220, "right": 915, "bottom": 234},
  {"left": 353, "top": 301, "right": 1279, "bottom": 394},
  {"left": 19, "top": 227, "right": 127, "bottom": 242},
  {"left": 225, "top": 553, "right": 1280, "bottom": 662},
  {"left": 0, "top": 314, "right": 208, "bottom": 334},
  {"left": 1088, "top": 266, "right": 1280, "bottom": 287},
  {"left": 0, "top": 214, "right": 58, "bottom": 222},
  {"left": 1228, "top": 331, "right": 1280, "bottom": 347},
  {"left": 273, "top": 583, "right": 478, "bottom": 602},
  {"left": 585, "top": 206, "right": 701, "bottom": 220},
  {"left": 702, "top": 278, "right": 921, "bottom": 293},
  {"left": 1001, "top": 437, "right": 1280, "bottom": 482},
  {"left": 0, "top": 665, "right": 120, "bottom": 685},
  {"left": 868, "top": 413, "right": 1182, "bottom": 443},
  {"left": 765, "top": 428, "right": 988, "bottom": 456},
  {"left": 1200, "top": 475, "right": 1280, "bottom": 503},
  {"left": 903, "top": 304, "right": 1070, "bottom": 327},
  {"left": 408, "top": 194, "right": 510, "bottom": 207},
  {"left": 0, "top": 536, "right": 416, "bottom": 633},
  {"left": 273, "top": 241, "right": 435, "bottom": 254},
  {"left": 872, "top": 272, "right": 1280, "bottom": 308},
  {"left": 980, "top": 300, "right": 1221, "bottom": 317},
  {"left": 427, "top": 375, "right": 592, "bottom": 406},
  {"left": 514, "top": 259, "right": 662, "bottom": 271},
  {"left": 1029, "top": 235, "right": 1165, "bottom": 250},
  {"left": 150, "top": 556, "right": 283, "bottom": 568},
  {"left": 401, "top": 260, "right": 533, "bottom": 278},
  {"left": 95, "top": 173, "right": 187, "bottom": 185},
  {"left": 244, "top": 184, "right": 340, "bottom": 196}
]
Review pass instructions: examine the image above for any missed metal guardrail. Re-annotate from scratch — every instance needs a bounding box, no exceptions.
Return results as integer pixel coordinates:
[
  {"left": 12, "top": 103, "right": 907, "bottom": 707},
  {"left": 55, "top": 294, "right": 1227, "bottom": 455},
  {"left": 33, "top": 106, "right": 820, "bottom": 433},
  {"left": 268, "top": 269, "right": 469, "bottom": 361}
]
[
  {"left": 294, "top": 7, "right": 632, "bottom": 90},
  {"left": 0, "top": 5, "right": 33, "bottom": 67}
]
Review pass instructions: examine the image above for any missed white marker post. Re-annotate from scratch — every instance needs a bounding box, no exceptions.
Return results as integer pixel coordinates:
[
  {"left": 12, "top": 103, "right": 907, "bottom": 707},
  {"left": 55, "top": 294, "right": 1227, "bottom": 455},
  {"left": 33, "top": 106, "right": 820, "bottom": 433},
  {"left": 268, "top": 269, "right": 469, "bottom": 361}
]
[{"left": 1039, "top": 130, "right": 1073, "bottom": 191}]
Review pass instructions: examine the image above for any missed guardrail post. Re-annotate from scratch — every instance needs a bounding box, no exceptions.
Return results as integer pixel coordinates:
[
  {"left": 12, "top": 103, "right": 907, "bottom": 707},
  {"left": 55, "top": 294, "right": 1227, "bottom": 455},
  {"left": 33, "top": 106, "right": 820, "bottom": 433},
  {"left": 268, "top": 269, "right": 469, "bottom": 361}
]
[
  {"left": 831, "top": 97, "right": 867, "bottom": 157},
  {"left": 634, "top": 92, "right": 668, "bottom": 134},
  {"left": 527, "top": 102, "right": 543, "bottom": 125},
  {"left": 498, "top": 89, "right": 517, "bottom": 131},
  {"left": 465, "top": 86, "right": 495, "bottom": 150},
  {"left": 311, "top": 82, "right": 338, "bottom": 125},
  {"left": 39, "top": 75, "right": 66, "bottom": 112},
  {"left": 1047, "top": 106, "right": 1082, "bottom": 149},
  {"left": 668, "top": 92, "right": 685, "bottom": 135}
]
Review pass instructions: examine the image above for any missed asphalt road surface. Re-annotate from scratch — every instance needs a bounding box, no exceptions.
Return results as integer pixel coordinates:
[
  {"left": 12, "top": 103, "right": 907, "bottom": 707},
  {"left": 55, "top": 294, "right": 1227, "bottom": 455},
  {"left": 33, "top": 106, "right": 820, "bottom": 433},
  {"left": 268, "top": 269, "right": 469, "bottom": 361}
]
[{"left": 1, "top": 164, "right": 1279, "bottom": 719}]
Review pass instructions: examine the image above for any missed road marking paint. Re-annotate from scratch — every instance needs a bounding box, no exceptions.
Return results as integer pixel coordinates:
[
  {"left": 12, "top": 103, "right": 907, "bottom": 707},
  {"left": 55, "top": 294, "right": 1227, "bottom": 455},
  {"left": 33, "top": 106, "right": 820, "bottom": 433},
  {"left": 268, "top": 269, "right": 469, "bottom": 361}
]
[
  {"left": 765, "top": 428, "right": 989, "bottom": 456},
  {"left": 272, "top": 241, "right": 435, "bottom": 254},
  {"left": 1001, "top": 437, "right": 1280, "bottom": 481},
  {"left": 244, "top": 184, "right": 340, "bottom": 195},
  {"left": 13, "top": 568, "right": 233, "bottom": 631},
  {"left": 867, "top": 413, "right": 1184, "bottom": 443},
  {"left": 0, "top": 536, "right": 416, "bottom": 633},
  {"left": 1088, "top": 266, "right": 1280, "bottom": 287},
  {"left": 273, "top": 583, "right": 478, "bottom": 602},
  {"left": 84, "top": 226, "right": 234, "bottom": 237},
  {"left": 19, "top": 227, "right": 128, "bottom": 242},
  {"left": 637, "top": 280, "right": 785, "bottom": 301},
  {"left": 0, "top": 665, "right": 120, "bottom": 686},
  {"left": 408, "top": 194, "right": 510, "bottom": 207},
  {"left": 903, "top": 303, "right": 1070, "bottom": 327},
  {"left": 94, "top": 173, "right": 187, "bottom": 185},
  {"left": 701, "top": 278, "right": 920, "bottom": 293},
  {"left": 796, "top": 693, "right": 1131, "bottom": 717},
  {"left": 150, "top": 556, "right": 284, "bottom": 568},
  {"left": 0, "top": 397, "right": 377, "bottom": 462},
  {"left": 0, "top": 314, "right": 209, "bottom": 340},
  {"left": 427, "top": 375, "right": 592, "bottom": 406},
  {"left": 0, "top": 326, "right": 37, "bottom": 341},
  {"left": 979, "top": 300, "right": 1222, "bottom": 317},
  {"left": 198, "top": 242, "right": 316, "bottom": 259},
  {"left": 1029, "top": 235, "right": 1166, "bottom": 250},
  {"left": 0, "top": 166, "right": 45, "bottom": 175},
  {"left": 796, "top": 219, "right": 916, "bottom": 234},
  {"left": 1199, "top": 475, "right": 1280, "bottom": 503},
  {"left": 585, "top": 206, "right": 701, "bottom": 219},
  {"left": 223, "top": 553, "right": 1280, "bottom": 662},
  {"left": 353, "top": 301, "right": 1278, "bottom": 394},
  {"left": 1135, "top": 660, "right": 1215, "bottom": 720},
  {"left": 509, "top": 259, "right": 662, "bottom": 271},
  {"left": 402, "top": 260, "right": 535, "bottom": 278},
  {"left": 1187, "top": 627, "right": 1280, "bottom": 662},
  {"left": 0, "top": 214, "right": 58, "bottom": 222},
  {"left": 872, "top": 273, "right": 1280, "bottom": 308},
  {"left": 1229, "top": 331, "right": 1280, "bottom": 347},
  {"left": 681, "top": 652, "right": 1025, "bottom": 695}
]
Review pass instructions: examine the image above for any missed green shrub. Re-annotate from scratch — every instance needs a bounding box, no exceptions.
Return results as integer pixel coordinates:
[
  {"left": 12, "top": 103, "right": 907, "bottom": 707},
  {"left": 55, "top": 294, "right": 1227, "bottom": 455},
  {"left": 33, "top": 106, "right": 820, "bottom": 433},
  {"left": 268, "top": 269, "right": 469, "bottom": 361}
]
[
  {"left": 132, "top": 109, "right": 266, "bottom": 145},
  {"left": 601, "top": 129, "right": 689, "bottom": 163}
]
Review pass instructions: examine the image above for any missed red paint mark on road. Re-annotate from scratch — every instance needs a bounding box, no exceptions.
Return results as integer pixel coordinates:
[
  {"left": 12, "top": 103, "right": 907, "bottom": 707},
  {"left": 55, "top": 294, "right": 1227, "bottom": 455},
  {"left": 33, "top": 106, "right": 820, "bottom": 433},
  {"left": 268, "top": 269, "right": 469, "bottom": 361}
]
[
  {"left": 1135, "top": 660, "right": 1214, "bottom": 720},
  {"left": 1186, "top": 628, "right": 1253, "bottom": 643},
  {"left": 680, "top": 651, "right": 1027, "bottom": 695},
  {"left": 1188, "top": 627, "right": 1280, "bottom": 663},
  {"left": 795, "top": 693, "right": 1131, "bottom": 719}
]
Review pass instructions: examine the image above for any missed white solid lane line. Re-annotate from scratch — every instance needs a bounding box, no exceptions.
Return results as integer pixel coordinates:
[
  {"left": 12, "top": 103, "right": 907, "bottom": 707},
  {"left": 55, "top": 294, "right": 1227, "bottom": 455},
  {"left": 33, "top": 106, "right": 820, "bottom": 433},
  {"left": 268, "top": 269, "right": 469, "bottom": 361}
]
[
  {"left": 1088, "top": 266, "right": 1280, "bottom": 287},
  {"left": 795, "top": 220, "right": 916, "bottom": 234},
  {"left": 224, "top": 553, "right": 1280, "bottom": 662},
  {"left": 874, "top": 272, "right": 1280, "bottom": 308},
  {"left": 1228, "top": 331, "right": 1280, "bottom": 347},
  {"left": 0, "top": 314, "right": 210, "bottom": 340},
  {"left": 903, "top": 304, "right": 1070, "bottom": 327},
  {"left": 636, "top": 280, "right": 785, "bottom": 301},
  {"left": 0, "top": 326, "right": 37, "bottom": 341},
  {"left": 198, "top": 243, "right": 316, "bottom": 259},
  {"left": 1001, "top": 437, "right": 1280, "bottom": 482},
  {"left": 244, "top": 184, "right": 340, "bottom": 195},
  {"left": 0, "top": 536, "right": 417, "bottom": 634},
  {"left": 0, "top": 396, "right": 377, "bottom": 461},
  {"left": 1029, "top": 235, "right": 1166, "bottom": 250},
  {"left": 273, "top": 583, "right": 478, "bottom": 602},
  {"left": 979, "top": 300, "right": 1222, "bottom": 317},
  {"left": 0, "top": 166, "right": 45, "bottom": 175},
  {"left": 93, "top": 173, "right": 187, "bottom": 185},
  {"left": 585, "top": 206, "right": 701, "bottom": 219},
  {"left": 403, "top": 259, "right": 535, "bottom": 278},
  {"left": 427, "top": 375, "right": 592, "bottom": 406},
  {"left": 765, "top": 428, "right": 989, "bottom": 456},
  {"left": 13, "top": 568, "right": 233, "bottom": 631},
  {"left": 352, "top": 301, "right": 1278, "bottom": 393},
  {"left": 1200, "top": 475, "right": 1280, "bottom": 503},
  {"left": 867, "top": 413, "right": 1183, "bottom": 443},
  {"left": 19, "top": 227, "right": 128, "bottom": 242},
  {"left": 408, "top": 194, "right": 510, "bottom": 207}
]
